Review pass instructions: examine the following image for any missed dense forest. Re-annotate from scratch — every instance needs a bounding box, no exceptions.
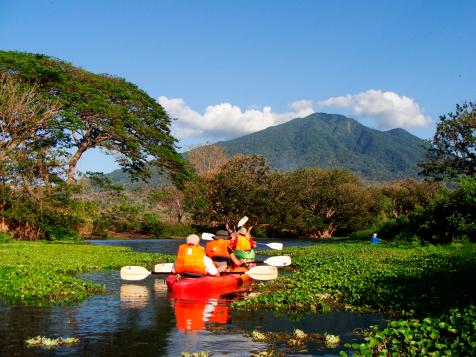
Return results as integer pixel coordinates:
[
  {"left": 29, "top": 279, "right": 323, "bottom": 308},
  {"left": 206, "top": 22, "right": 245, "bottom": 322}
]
[{"left": 0, "top": 51, "right": 475, "bottom": 244}]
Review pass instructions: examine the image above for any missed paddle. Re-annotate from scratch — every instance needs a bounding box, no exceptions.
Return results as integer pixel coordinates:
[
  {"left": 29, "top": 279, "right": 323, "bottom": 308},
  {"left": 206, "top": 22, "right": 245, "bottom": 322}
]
[
  {"left": 152, "top": 255, "right": 290, "bottom": 274},
  {"left": 256, "top": 242, "right": 283, "bottom": 250},
  {"left": 256, "top": 255, "right": 291, "bottom": 267},
  {"left": 201, "top": 232, "right": 284, "bottom": 251},
  {"left": 237, "top": 216, "right": 248, "bottom": 228},
  {"left": 154, "top": 262, "right": 174, "bottom": 273},
  {"left": 120, "top": 265, "right": 278, "bottom": 281}
]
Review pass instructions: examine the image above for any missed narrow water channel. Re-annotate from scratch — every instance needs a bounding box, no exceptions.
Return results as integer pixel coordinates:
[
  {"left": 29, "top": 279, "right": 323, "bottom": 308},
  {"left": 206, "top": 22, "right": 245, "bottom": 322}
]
[{"left": 0, "top": 239, "right": 386, "bottom": 356}]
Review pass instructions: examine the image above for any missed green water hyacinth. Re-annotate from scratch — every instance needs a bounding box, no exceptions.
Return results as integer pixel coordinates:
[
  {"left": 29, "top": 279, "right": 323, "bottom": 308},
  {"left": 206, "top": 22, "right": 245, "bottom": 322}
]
[
  {"left": 0, "top": 241, "right": 173, "bottom": 304},
  {"left": 234, "top": 243, "right": 476, "bottom": 316},
  {"left": 25, "top": 336, "right": 79, "bottom": 348},
  {"left": 325, "top": 334, "right": 340, "bottom": 348},
  {"left": 251, "top": 330, "right": 267, "bottom": 342},
  {"left": 341, "top": 306, "right": 476, "bottom": 356}
]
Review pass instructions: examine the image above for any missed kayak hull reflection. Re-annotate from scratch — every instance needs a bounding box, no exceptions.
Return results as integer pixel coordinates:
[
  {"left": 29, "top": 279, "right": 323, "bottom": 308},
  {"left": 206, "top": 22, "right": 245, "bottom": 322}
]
[{"left": 166, "top": 270, "right": 252, "bottom": 298}]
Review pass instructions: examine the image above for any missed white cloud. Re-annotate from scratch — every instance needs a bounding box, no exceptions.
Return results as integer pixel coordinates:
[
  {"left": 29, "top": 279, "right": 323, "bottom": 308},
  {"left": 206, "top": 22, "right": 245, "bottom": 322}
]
[
  {"left": 158, "top": 96, "right": 314, "bottom": 143},
  {"left": 318, "top": 89, "right": 431, "bottom": 129}
]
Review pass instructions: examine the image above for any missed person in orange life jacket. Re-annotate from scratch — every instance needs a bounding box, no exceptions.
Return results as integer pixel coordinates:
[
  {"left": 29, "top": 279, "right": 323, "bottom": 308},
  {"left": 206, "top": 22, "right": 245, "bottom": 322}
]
[
  {"left": 205, "top": 230, "right": 248, "bottom": 268},
  {"left": 173, "top": 234, "right": 227, "bottom": 276}
]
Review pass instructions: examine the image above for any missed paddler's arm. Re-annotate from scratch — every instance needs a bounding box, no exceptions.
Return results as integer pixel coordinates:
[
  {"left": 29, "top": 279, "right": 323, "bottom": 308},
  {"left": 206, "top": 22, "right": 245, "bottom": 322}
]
[
  {"left": 204, "top": 256, "right": 222, "bottom": 276},
  {"left": 229, "top": 252, "right": 241, "bottom": 266}
]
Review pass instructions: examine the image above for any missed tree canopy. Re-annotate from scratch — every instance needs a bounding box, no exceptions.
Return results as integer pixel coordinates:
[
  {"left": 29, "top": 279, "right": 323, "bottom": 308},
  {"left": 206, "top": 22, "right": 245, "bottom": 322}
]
[
  {"left": 420, "top": 101, "right": 476, "bottom": 179},
  {"left": 0, "top": 50, "right": 189, "bottom": 185}
]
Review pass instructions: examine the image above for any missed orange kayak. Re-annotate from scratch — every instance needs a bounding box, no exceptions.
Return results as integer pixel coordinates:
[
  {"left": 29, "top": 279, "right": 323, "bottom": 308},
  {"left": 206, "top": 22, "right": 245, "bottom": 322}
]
[{"left": 166, "top": 268, "right": 252, "bottom": 299}]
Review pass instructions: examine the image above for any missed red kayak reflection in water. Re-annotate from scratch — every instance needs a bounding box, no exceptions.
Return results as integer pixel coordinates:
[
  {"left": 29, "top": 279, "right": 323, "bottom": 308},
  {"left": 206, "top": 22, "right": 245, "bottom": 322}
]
[
  {"left": 169, "top": 281, "right": 252, "bottom": 333},
  {"left": 172, "top": 297, "right": 230, "bottom": 332},
  {"left": 166, "top": 269, "right": 254, "bottom": 333}
]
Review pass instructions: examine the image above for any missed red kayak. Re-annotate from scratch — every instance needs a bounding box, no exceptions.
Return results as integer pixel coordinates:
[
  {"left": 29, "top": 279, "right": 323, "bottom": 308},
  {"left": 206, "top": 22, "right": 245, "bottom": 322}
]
[{"left": 166, "top": 268, "right": 252, "bottom": 299}]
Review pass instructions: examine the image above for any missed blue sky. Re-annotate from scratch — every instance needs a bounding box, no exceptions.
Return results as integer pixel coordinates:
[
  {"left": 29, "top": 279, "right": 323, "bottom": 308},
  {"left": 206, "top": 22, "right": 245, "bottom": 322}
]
[{"left": 1, "top": 0, "right": 475, "bottom": 173}]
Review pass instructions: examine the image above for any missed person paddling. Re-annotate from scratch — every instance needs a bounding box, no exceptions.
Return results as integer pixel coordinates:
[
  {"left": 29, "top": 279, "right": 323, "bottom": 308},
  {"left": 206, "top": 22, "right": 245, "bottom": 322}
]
[
  {"left": 173, "top": 234, "right": 226, "bottom": 277},
  {"left": 205, "top": 230, "right": 247, "bottom": 269},
  {"left": 232, "top": 226, "right": 257, "bottom": 261}
]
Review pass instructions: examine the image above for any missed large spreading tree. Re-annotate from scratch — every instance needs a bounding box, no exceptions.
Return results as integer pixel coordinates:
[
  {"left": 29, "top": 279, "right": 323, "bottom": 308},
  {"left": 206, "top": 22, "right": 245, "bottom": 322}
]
[
  {"left": 420, "top": 101, "right": 476, "bottom": 179},
  {"left": 268, "top": 168, "right": 382, "bottom": 238},
  {"left": 0, "top": 50, "right": 189, "bottom": 185}
]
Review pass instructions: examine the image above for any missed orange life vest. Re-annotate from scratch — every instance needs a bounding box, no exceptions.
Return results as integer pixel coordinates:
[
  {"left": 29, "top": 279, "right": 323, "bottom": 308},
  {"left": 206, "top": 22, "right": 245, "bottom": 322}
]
[
  {"left": 174, "top": 244, "right": 207, "bottom": 275},
  {"left": 205, "top": 239, "right": 231, "bottom": 258},
  {"left": 235, "top": 234, "right": 252, "bottom": 251}
]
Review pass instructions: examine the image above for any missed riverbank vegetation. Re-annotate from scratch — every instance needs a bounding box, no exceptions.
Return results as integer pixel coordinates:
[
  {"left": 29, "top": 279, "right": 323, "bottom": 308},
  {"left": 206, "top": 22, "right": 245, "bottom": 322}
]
[
  {"left": 235, "top": 243, "right": 476, "bottom": 316},
  {"left": 0, "top": 241, "right": 172, "bottom": 304},
  {"left": 236, "top": 243, "right": 476, "bottom": 355}
]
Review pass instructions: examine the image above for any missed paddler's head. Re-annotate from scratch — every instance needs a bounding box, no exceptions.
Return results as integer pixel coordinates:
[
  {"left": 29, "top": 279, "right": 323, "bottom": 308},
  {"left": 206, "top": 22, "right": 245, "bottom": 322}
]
[
  {"left": 238, "top": 227, "right": 247, "bottom": 236},
  {"left": 186, "top": 234, "right": 200, "bottom": 246}
]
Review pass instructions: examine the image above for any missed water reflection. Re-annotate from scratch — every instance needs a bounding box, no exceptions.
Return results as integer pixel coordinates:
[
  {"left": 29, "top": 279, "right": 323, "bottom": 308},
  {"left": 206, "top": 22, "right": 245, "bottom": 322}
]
[
  {"left": 0, "top": 240, "right": 388, "bottom": 356},
  {"left": 172, "top": 297, "right": 229, "bottom": 333},
  {"left": 120, "top": 284, "right": 150, "bottom": 309}
]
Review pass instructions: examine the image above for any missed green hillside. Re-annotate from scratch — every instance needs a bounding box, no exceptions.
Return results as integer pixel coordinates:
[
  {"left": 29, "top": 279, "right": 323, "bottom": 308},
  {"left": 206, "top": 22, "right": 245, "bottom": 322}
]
[
  {"left": 217, "top": 113, "right": 427, "bottom": 181},
  {"left": 106, "top": 112, "right": 427, "bottom": 184}
]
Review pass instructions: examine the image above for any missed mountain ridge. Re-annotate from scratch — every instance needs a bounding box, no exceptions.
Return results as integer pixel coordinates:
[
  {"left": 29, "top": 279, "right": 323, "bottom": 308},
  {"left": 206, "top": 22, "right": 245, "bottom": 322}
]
[
  {"left": 105, "top": 112, "right": 427, "bottom": 184},
  {"left": 215, "top": 112, "right": 427, "bottom": 181}
]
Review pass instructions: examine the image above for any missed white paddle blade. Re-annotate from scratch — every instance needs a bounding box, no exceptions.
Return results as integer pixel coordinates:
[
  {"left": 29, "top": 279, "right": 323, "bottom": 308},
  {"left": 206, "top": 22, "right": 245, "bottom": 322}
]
[
  {"left": 201, "top": 232, "right": 214, "bottom": 241},
  {"left": 246, "top": 265, "right": 278, "bottom": 281},
  {"left": 257, "top": 242, "right": 284, "bottom": 250},
  {"left": 120, "top": 266, "right": 151, "bottom": 281},
  {"left": 264, "top": 255, "right": 291, "bottom": 267},
  {"left": 238, "top": 216, "right": 249, "bottom": 227},
  {"left": 266, "top": 243, "right": 283, "bottom": 250},
  {"left": 153, "top": 263, "right": 174, "bottom": 273}
]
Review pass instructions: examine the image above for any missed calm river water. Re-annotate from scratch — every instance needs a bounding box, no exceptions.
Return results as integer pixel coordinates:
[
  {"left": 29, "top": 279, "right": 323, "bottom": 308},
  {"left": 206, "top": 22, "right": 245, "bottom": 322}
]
[{"left": 0, "top": 239, "right": 386, "bottom": 356}]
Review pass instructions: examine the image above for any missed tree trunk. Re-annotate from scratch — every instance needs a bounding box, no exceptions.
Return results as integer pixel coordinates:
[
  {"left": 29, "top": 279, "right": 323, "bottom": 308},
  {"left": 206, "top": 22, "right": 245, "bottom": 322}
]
[{"left": 67, "top": 144, "right": 89, "bottom": 184}]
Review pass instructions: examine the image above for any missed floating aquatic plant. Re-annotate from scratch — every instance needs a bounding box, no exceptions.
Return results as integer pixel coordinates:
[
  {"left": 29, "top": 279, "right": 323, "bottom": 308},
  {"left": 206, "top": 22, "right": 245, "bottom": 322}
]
[
  {"left": 324, "top": 333, "right": 340, "bottom": 348},
  {"left": 247, "top": 329, "right": 339, "bottom": 352},
  {"left": 341, "top": 306, "right": 476, "bottom": 356},
  {"left": 181, "top": 352, "right": 209, "bottom": 357},
  {"left": 293, "top": 329, "right": 306, "bottom": 339},
  {"left": 0, "top": 241, "right": 173, "bottom": 304},
  {"left": 250, "top": 330, "right": 267, "bottom": 342},
  {"left": 234, "top": 243, "right": 476, "bottom": 317},
  {"left": 25, "top": 336, "right": 79, "bottom": 348}
]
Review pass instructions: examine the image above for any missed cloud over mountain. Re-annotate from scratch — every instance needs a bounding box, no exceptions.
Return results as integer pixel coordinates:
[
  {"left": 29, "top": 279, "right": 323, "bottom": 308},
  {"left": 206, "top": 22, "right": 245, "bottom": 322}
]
[
  {"left": 159, "top": 90, "right": 431, "bottom": 146},
  {"left": 318, "top": 90, "right": 431, "bottom": 129},
  {"left": 158, "top": 96, "right": 314, "bottom": 143}
]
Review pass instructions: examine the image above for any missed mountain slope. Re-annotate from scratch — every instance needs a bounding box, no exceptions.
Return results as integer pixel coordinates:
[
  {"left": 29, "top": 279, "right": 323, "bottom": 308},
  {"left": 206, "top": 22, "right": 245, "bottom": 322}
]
[{"left": 216, "top": 113, "right": 427, "bottom": 181}]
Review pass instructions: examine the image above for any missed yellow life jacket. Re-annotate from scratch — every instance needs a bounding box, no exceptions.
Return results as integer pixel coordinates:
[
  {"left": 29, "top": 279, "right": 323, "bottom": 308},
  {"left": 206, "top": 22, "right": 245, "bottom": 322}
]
[
  {"left": 175, "top": 244, "right": 207, "bottom": 275},
  {"left": 235, "top": 234, "right": 252, "bottom": 251}
]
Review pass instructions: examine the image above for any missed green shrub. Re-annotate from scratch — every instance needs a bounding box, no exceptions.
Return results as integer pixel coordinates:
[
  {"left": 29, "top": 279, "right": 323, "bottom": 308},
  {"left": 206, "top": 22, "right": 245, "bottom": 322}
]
[
  {"left": 161, "top": 222, "right": 195, "bottom": 237},
  {"left": 141, "top": 213, "right": 164, "bottom": 236},
  {"left": 44, "top": 226, "right": 81, "bottom": 241},
  {"left": 349, "top": 228, "right": 377, "bottom": 241},
  {"left": 250, "top": 226, "right": 268, "bottom": 238},
  {"left": 0, "top": 232, "right": 14, "bottom": 243},
  {"left": 376, "top": 177, "right": 476, "bottom": 244}
]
